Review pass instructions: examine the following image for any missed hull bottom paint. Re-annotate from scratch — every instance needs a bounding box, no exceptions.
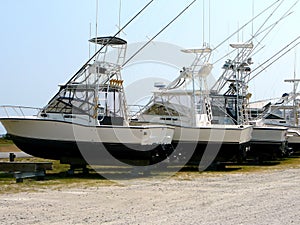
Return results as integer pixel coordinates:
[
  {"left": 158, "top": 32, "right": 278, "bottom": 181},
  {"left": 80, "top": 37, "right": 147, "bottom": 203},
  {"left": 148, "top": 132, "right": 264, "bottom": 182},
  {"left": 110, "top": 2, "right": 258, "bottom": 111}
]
[
  {"left": 171, "top": 141, "right": 248, "bottom": 166},
  {"left": 286, "top": 143, "right": 300, "bottom": 153},
  {"left": 8, "top": 135, "right": 173, "bottom": 166},
  {"left": 249, "top": 141, "right": 291, "bottom": 161},
  {"left": 9, "top": 134, "right": 249, "bottom": 167}
]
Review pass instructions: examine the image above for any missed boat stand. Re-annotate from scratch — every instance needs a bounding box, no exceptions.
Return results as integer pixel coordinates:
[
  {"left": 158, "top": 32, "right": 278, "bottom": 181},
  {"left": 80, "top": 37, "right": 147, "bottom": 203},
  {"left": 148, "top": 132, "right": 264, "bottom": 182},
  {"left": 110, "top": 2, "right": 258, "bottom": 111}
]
[
  {"left": 66, "top": 164, "right": 89, "bottom": 175},
  {"left": 0, "top": 161, "right": 53, "bottom": 183},
  {"left": 60, "top": 158, "right": 90, "bottom": 175}
]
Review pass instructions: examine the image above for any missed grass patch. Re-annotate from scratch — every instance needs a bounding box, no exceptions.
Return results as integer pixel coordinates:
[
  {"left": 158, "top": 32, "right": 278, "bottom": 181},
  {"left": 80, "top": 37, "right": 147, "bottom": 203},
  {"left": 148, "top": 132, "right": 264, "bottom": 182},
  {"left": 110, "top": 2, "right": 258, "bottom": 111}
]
[
  {"left": 1, "top": 155, "right": 300, "bottom": 194},
  {"left": 172, "top": 155, "right": 300, "bottom": 180},
  {"left": 0, "top": 157, "right": 118, "bottom": 194},
  {"left": 225, "top": 155, "right": 300, "bottom": 173},
  {"left": 0, "top": 138, "right": 13, "bottom": 146}
]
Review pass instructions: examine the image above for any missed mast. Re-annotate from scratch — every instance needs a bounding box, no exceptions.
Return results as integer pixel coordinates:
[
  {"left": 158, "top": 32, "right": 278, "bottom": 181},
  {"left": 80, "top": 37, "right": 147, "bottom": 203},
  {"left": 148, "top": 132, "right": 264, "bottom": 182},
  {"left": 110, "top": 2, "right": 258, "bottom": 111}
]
[
  {"left": 44, "top": 0, "right": 155, "bottom": 109},
  {"left": 95, "top": 0, "right": 99, "bottom": 54},
  {"left": 284, "top": 52, "right": 299, "bottom": 126}
]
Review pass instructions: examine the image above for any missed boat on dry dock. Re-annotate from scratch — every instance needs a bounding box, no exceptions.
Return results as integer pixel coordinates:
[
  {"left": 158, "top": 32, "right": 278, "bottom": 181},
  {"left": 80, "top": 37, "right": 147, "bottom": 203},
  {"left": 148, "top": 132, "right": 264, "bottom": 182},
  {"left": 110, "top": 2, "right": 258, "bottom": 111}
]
[
  {"left": 210, "top": 42, "right": 290, "bottom": 160},
  {"left": 0, "top": 37, "right": 175, "bottom": 166},
  {"left": 133, "top": 47, "right": 253, "bottom": 166},
  {"left": 249, "top": 78, "right": 300, "bottom": 152}
]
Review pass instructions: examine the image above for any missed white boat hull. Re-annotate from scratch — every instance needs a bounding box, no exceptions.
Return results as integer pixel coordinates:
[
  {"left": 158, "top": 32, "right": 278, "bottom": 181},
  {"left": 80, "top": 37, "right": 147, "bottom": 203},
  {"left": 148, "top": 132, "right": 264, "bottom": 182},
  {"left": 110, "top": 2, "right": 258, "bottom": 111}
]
[
  {"left": 0, "top": 118, "right": 175, "bottom": 165},
  {"left": 249, "top": 126, "right": 289, "bottom": 159},
  {"left": 172, "top": 124, "right": 252, "bottom": 144},
  {"left": 251, "top": 126, "right": 287, "bottom": 143},
  {"left": 165, "top": 124, "right": 253, "bottom": 164},
  {"left": 286, "top": 129, "right": 300, "bottom": 152}
]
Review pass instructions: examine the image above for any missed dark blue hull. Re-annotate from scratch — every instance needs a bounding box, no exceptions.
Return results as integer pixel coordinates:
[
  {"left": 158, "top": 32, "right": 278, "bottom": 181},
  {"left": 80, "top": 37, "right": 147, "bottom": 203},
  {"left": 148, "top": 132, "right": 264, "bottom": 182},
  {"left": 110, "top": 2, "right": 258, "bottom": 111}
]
[{"left": 9, "top": 135, "right": 249, "bottom": 167}]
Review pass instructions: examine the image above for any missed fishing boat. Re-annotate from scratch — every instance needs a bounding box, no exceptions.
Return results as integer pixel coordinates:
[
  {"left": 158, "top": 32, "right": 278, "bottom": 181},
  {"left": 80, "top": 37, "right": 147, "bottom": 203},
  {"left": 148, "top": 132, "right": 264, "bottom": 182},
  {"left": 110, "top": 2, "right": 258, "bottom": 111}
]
[
  {"left": 210, "top": 42, "right": 290, "bottom": 160},
  {"left": 133, "top": 47, "right": 253, "bottom": 167},
  {"left": 0, "top": 36, "right": 175, "bottom": 167},
  {"left": 249, "top": 78, "right": 300, "bottom": 152}
]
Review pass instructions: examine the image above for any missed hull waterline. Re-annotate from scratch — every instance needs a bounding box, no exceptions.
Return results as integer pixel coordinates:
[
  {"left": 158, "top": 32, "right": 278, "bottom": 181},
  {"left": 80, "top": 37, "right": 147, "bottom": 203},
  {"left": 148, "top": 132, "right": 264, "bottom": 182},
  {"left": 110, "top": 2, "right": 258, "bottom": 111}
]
[
  {"left": 0, "top": 118, "right": 175, "bottom": 166},
  {"left": 249, "top": 126, "right": 290, "bottom": 160}
]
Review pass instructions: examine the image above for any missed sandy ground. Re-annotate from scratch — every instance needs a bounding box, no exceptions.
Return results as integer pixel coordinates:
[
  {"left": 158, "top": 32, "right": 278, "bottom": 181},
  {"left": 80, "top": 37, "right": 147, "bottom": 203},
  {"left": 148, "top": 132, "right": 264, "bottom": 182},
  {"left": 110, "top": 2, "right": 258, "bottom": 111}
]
[
  {"left": 0, "top": 168, "right": 300, "bottom": 225},
  {"left": 0, "top": 145, "right": 20, "bottom": 153}
]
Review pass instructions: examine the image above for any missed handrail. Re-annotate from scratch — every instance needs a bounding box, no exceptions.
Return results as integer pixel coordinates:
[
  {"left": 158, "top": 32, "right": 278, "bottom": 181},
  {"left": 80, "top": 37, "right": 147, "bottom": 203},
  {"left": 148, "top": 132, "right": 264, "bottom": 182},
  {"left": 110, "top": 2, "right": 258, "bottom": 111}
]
[{"left": 0, "top": 105, "right": 42, "bottom": 118}]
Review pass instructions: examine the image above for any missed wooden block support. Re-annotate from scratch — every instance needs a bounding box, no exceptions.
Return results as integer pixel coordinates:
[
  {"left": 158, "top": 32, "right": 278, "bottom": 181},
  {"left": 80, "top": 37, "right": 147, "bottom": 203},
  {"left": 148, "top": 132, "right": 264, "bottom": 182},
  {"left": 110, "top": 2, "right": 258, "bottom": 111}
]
[{"left": 0, "top": 162, "right": 53, "bottom": 183}]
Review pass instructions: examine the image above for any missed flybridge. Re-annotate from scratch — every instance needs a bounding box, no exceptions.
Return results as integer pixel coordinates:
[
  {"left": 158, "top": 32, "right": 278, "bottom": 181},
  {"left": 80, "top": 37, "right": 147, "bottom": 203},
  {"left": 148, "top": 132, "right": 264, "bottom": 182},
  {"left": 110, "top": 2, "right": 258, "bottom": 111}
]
[{"left": 89, "top": 36, "right": 127, "bottom": 45}]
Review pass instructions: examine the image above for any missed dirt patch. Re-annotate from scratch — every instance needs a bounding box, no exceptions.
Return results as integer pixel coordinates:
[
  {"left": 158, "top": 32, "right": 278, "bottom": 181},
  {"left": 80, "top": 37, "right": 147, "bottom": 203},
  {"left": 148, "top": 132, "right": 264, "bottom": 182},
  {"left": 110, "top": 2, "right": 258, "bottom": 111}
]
[
  {"left": 0, "top": 168, "right": 299, "bottom": 224},
  {"left": 0, "top": 144, "right": 21, "bottom": 152}
]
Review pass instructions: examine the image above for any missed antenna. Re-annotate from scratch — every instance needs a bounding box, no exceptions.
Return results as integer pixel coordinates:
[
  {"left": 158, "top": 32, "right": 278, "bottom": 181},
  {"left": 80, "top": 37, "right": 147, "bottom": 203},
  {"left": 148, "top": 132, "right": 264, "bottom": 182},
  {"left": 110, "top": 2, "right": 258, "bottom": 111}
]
[
  {"left": 95, "top": 0, "right": 99, "bottom": 54},
  {"left": 252, "top": 0, "right": 254, "bottom": 37},
  {"left": 202, "top": 0, "right": 205, "bottom": 46},
  {"left": 119, "top": 0, "right": 122, "bottom": 36},
  {"left": 89, "top": 22, "right": 92, "bottom": 58},
  {"left": 208, "top": 0, "right": 211, "bottom": 45}
]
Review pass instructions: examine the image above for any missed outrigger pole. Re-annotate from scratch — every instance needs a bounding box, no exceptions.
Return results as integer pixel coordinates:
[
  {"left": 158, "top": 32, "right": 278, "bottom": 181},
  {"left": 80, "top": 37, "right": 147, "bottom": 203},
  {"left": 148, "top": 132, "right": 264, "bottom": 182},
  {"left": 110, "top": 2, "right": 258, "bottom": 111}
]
[
  {"left": 72, "top": 0, "right": 155, "bottom": 79},
  {"left": 46, "top": 0, "right": 155, "bottom": 105},
  {"left": 100, "top": 0, "right": 199, "bottom": 85},
  {"left": 211, "top": 0, "right": 281, "bottom": 53},
  {"left": 122, "top": 0, "right": 198, "bottom": 68},
  {"left": 248, "top": 36, "right": 300, "bottom": 82}
]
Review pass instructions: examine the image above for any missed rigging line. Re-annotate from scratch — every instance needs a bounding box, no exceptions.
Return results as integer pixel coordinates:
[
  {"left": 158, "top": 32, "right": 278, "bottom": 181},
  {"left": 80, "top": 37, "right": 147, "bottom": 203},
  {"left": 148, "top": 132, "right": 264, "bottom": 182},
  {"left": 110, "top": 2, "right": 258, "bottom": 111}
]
[
  {"left": 233, "top": 10, "right": 293, "bottom": 75},
  {"left": 212, "top": 0, "right": 292, "bottom": 91},
  {"left": 252, "top": 42, "right": 300, "bottom": 81},
  {"left": 250, "top": 0, "right": 298, "bottom": 55},
  {"left": 251, "top": 12, "right": 293, "bottom": 43},
  {"left": 68, "top": 0, "right": 154, "bottom": 83},
  {"left": 251, "top": 0, "right": 285, "bottom": 41},
  {"left": 249, "top": 45, "right": 266, "bottom": 59},
  {"left": 211, "top": 69, "right": 229, "bottom": 91},
  {"left": 248, "top": 12, "right": 291, "bottom": 57},
  {"left": 249, "top": 38, "right": 300, "bottom": 82},
  {"left": 44, "top": 0, "right": 155, "bottom": 106},
  {"left": 249, "top": 41, "right": 300, "bottom": 82},
  {"left": 245, "top": 0, "right": 298, "bottom": 66},
  {"left": 211, "top": 0, "right": 281, "bottom": 52},
  {"left": 232, "top": 0, "right": 287, "bottom": 75},
  {"left": 242, "top": 10, "right": 294, "bottom": 67},
  {"left": 249, "top": 36, "right": 300, "bottom": 76},
  {"left": 212, "top": 1, "right": 278, "bottom": 91},
  {"left": 104, "top": 0, "right": 199, "bottom": 89},
  {"left": 122, "top": 0, "right": 198, "bottom": 68},
  {"left": 212, "top": 48, "right": 236, "bottom": 65},
  {"left": 210, "top": 48, "right": 238, "bottom": 91},
  {"left": 103, "top": 0, "right": 198, "bottom": 113},
  {"left": 217, "top": 69, "right": 238, "bottom": 93}
]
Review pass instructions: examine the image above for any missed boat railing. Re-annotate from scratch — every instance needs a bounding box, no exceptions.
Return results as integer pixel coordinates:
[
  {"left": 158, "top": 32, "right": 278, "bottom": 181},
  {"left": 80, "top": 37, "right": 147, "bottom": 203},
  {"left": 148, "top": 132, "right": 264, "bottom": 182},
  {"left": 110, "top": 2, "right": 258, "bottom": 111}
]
[
  {"left": 128, "top": 104, "right": 146, "bottom": 119},
  {"left": 0, "top": 105, "right": 42, "bottom": 118}
]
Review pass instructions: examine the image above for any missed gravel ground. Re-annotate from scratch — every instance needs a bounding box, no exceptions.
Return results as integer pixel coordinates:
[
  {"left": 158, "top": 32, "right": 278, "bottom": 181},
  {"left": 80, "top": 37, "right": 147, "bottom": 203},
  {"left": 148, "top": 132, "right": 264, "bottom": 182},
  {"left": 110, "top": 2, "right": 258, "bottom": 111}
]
[{"left": 0, "top": 168, "right": 300, "bottom": 225}]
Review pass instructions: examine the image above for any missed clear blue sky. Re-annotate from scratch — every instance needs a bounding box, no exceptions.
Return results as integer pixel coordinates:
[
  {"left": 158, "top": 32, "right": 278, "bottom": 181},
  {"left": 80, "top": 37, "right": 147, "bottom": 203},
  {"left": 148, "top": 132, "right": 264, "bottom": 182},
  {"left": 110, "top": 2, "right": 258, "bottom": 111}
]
[{"left": 0, "top": 0, "right": 299, "bottom": 134}]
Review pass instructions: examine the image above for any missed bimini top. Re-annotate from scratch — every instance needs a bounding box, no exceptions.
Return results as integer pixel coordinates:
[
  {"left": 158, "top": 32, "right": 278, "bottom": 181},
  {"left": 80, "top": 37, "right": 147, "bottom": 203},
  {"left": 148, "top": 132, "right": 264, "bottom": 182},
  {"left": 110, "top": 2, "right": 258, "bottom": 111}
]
[
  {"left": 89, "top": 36, "right": 127, "bottom": 46},
  {"left": 181, "top": 47, "right": 212, "bottom": 54},
  {"left": 230, "top": 42, "right": 253, "bottom": 49}
]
